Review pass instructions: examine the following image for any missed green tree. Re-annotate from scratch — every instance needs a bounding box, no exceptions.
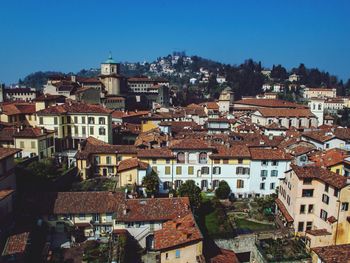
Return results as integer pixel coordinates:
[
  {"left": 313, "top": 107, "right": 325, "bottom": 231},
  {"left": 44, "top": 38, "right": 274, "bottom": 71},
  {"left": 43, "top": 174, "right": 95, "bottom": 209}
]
[
  {"left": 215, "top": 180, "right": 231, "bottom": 199},
  {"left": 178, "top": 180, "right": 202, "bottom": 209},
  {"left": 142, "top": 171, "right": 159, "bottom": 197}
]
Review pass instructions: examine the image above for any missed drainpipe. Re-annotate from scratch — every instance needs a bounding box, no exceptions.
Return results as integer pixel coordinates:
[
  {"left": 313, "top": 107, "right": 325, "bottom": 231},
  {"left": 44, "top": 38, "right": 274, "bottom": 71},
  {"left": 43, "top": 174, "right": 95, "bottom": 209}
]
[{"left": 335, "top": 198, "right": 341, "bottom": 245}]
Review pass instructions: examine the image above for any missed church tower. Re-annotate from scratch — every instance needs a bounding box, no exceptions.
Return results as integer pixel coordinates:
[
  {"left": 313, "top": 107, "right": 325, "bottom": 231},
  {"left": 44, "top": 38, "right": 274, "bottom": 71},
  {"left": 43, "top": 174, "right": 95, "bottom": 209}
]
[{"left": 100, "top": 53, "right": 121, "bottom": 95}]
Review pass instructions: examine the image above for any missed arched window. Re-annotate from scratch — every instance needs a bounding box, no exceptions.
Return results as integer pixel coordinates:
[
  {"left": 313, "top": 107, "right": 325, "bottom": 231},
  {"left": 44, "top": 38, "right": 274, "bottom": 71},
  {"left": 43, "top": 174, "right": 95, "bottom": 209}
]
[
  {"left": 199, "top": 152, "right": 208, "bottom": 164},
  {"left": 318, "top": 104, "right": 322, "bottom": 110},
  {"left": 177, "top": 152, "right": 185, "bottom": 163}
]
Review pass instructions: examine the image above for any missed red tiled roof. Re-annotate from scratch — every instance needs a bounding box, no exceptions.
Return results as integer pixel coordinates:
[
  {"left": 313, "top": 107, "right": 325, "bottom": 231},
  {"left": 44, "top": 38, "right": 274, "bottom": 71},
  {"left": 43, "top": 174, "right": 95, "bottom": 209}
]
[
  {"left": 13, "top": 127, "right": 55, "bottom": 138},
  {"left": 309, "top": 148, "right": 348, "bottom": 168},
  {"left": 0, "top": 189, "right": 14, "bottom": 200},
  {"left": 234, "top": 99, "right": 305, "bottom": 108},
  {"left": 291, "top": 164, "right": 347, "bottom": 189},
  {"left": 52, "top": 192, "right": 124, "bottom": 214},
  {"left": 327, "top": 216, "right": 337, "bottom": 224},
  {"left": 117, "top": 158, "right": 148, "bottom": 172},
  {"left": 275, "top": 198, "right": 294, "bottom": 223},
  {"left": 154, "top": 213, "right": 202, "bottom": 251},
  {"left": 137, "top": 148, "right": 175, "bottom": 159},
  {"left": 37, "top": 101, "right": 112, "bottom": 115},
  {"left": 2, "top": 232, "right": 30, "bottom": 256},
  {"left": 302, "top": 130, "right": 339, "bottom": 143},
  {"left": 306, "top": 229, "right": 331, "bottom": 236},
  {"left": 211, "top": 145, "right": 251, "bottom": 159},
  {"left": 249, "top": 148, "right": 292, "bottom": 160},
  {"left": 118, "top": 197, "right": 191, "bottom": 222},
  {"left": 34, "top": 94, "right": 66, "bottom": 102},
  {"left": 0, "top": 102, "right": 36, "bottom": 116},
  {"left": 170, "top": 139, "right": 213, "bottom": 150},
  {"left": 312, "top": 244, "right": 350, "bottom": 263},
  {"left": 210, "top": 248, "right": 240, "bottom": 263},
  {"left": 0, "top": 147, "right": 21, "bottom": 160},
  {"left": 256, "top": 108, "right": 315, "bottom": 118}
]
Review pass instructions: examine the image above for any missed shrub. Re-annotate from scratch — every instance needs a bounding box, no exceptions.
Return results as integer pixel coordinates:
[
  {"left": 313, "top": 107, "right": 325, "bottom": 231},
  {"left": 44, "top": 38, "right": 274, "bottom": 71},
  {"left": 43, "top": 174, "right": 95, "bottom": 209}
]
[{"left": 215, "top": 180, "right": 231, "bottom": 199}]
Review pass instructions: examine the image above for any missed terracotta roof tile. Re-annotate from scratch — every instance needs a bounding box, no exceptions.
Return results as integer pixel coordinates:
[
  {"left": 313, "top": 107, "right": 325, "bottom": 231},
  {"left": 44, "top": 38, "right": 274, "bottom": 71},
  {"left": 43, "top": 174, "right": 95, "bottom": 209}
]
[
  {"left": 257, "top": 108, "right": 315, "bottom": 118},
  {"left": 154, "top": 213, "right": 202, "bottom": 250},
  {"left": 312, "top": 244, "right": 350, "bottom": 263},
  {"left": 37, "top": 101, "right": 112, "bottom": 115},
  {"left": 306, "top": 229, "right": 331, "bottom": 236},
  {"left": 234, "top": 98, "right": 305, "bottom": 108},
  {"left": 0, "top": 147, "right": 21, "bottom": 161},
  {"left": 117, "top": 158, "right": 148, "bottom": 172},
  {"left": 118, "top": 197, "right": 191, "bottom": 222},
  {"left": 170, "top": 139, "right": 213, "bottom": 150},
  {"left": 2, "top": 232, "right": 30, "bottom": 256},
  {"left": 291, "top": 164, "right": 347, "bottom": 189},
  {"left": 275, "top": 198, "right": 294, "bottom": 223},
  {"left": 249, "top": 148, "right": 292, "bottom": 160}
]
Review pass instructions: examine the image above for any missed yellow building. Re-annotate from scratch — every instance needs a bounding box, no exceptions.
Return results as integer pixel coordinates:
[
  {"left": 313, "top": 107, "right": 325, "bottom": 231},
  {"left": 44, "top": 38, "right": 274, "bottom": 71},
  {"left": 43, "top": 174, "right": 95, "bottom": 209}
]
[
  {"left": 0, "top": 102, "right": 36, "bottom": 126},
  {"left": 154, "top": 214, "right": 204, "bottom": 263},
  {"left": 13, "top": 127, "right": 55, "bottom": 160},
  {"left": 75, "top": 137, "right": 138, "bottom": 180},
  {"left": 277, "top": 165, "right": 350, "bottom": 248}
]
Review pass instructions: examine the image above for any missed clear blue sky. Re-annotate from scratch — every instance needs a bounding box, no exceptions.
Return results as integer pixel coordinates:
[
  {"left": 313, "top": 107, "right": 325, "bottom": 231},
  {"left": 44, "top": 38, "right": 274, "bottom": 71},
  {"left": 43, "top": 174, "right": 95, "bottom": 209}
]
[{"left": 1, "top": 0, "right": 350, "bottom": 84}]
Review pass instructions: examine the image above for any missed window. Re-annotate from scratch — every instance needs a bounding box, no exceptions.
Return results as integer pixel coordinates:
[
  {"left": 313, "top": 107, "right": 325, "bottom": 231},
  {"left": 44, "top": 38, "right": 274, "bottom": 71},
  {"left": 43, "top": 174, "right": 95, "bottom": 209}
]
[
  {"left": 90, "top": 127, "right": 94, "bottom": 135},
  {"left": 300, "top": 205, "right": 306, "bottom": 214},
  {"left": 79, "top": 214, "right": 85, "bottom": 220},
  {"left": 223, "top": 159, "right": 228, "bottom": 164},
  {"left": 74, "top": 126, "right": 78, "bottom": 135},
  {"left": 166, "top": 159, "right": 170, "bottom": 164},
  {"left": 213, "top": 167, "right": 221, "bottom": 175},
  {"left": 175, "top": 249, "right": 180, "bottom": 258},
  {"left": 54, "top": 117, "right": 57, "bottom": 125},
  {"left": 163, "top": 181, "right": 171, "bottom": 190},
  {"left": 201, "top": 166, "right": 209, "bottom": 175},
  {"left": 302, "top": 189, "right": 314, "bottom": 197},
  {"left": 320, "top": 209, "right": 328, "bottom": 221},
  {"left": 199, "top": 152, "right": 208, "bottom": 164},
  {"left": 308, "top": 204, "right": 314, "bottom": 213},
  {"left": 325, "top": 183, "right": 329, "bottom": 192},
  {"left": 82, "top": 116, "right": 86, "bottom": 124},
  {"left": 188, "top": 166, "right": 194, "bottom": 175},
  {"left": 99, "top": 127, "right": 106, "bottom": 135},
  {"left": 334, "top": 188, "right": 339, "bottom": 197},
  {"left": 177, "top": 152, "right": 185, "bottom": 164},
  {"left": 99, "top": 117, "right": 105, "bottom": 124},
  {"left": 306, "top": 221, "right": 313, "bottom": 231},
  {"left": 74, "top": 116, "right": 78, "bottom": 123},
  {"left": 271, "top": 170, "right": 278, "bottom": 177},
  {"left": 61, "top": 116, "right": 65, "bottom": 124},
  {"left": 261, "top": 170, "right": 268, "bottom": 177},
  {"left": 94, "top": 156, "right": 100, "bottom": 164},
  {"left": 270, "top": 183, "right": 275, "bottom": 189},
  {"left": 88, "top": 117, "right": 95, "bottom": 124},
  {"left": 39, "top": 117, "right": 43, "bottom": 125},
  {"left": 326, "top": 143, "right": 330, "bottom": 149},
  {"left": 67, "top": 116, "right": 71, "bottom": 124},
  {"left": 260, "top": 183, "right": 265, "bottom": 190},
  {"left": 31, "top": 141, "right": 35, "bottom": 149},
  {"left": 262, "top": 160, "right": 268, "bottom": 166},
  {"left": 82, "top": 126, "right": 86, "bottom": 135},
  {"left": 20, "top": 141, "right": 24, "bottom": 148},
  {"left": 341, "top": 202, "right": 349, "bottom": 211},
  {"left": 298, "top": 222, "right": 304, "bottom": 232},
  {"left": 176, "top": 166, "right": 182, "bottom": 175},
  {"left": 322, "top": 194, "right": 329, "bottom": 205},
  {"left": 237, "top": 179, "right": 244, "bottom": 189},
  {"left": 272, "top": 161, "right": 278, "bottom": 166},
  {"left": 303, "top": 178, "right": 312, "bottom": 184},
  {"left": 106, "top": 156, "right": 111, "bottom": 165},
  {"left": 336, "top": 169, "right": 340, "bottom": 174},
  {"left": 287, "top": 195, "right": 290, "bottom": 205},
  {"left": 163, "top": 166, "right": 170, "bottom": 175}
]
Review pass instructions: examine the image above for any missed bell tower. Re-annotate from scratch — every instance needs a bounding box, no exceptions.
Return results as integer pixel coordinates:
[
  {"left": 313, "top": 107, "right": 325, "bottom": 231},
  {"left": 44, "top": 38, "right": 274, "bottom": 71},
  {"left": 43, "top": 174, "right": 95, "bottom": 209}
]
[{"left": 100, "top": 53, "right": 121, "bottom": 95}]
